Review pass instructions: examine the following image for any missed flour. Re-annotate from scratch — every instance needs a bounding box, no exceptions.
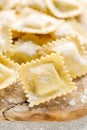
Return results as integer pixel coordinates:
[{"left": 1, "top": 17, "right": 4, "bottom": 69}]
[{"left": 69, "top": 98, "right": 76, "bottom": 106}]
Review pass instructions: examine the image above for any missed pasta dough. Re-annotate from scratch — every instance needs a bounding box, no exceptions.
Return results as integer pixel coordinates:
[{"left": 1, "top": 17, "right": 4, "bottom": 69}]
[
  {"left": 19, "top": 53, "right": 76, "bottom": 107},
  {"left": 11, "top": 8, "right": 64, "bottom": 34},
  {"left": 41, "top": 36, "right": 87, "bottom": 78},
  {"left": 52, "top": 19, "right": 87, "bottom": 44},
  {"left": 0, "top": 24, "right": 12, "bottom": 52},
  {"left": 0, "top": 54, "right": 19, "bottom": 89},
  {"left": 45, "top": 0, "right": 83, "bottom": 18}
]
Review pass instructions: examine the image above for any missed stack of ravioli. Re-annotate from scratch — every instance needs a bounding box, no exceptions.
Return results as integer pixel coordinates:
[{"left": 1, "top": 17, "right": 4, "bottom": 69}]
[{"left": 0, "top": 0, "right": 87, "bottom": 121}]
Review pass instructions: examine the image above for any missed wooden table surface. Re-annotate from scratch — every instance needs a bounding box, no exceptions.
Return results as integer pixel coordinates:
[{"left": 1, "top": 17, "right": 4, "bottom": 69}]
[{"left": 0, "top": 115, "right": 87, "bottom": 130}]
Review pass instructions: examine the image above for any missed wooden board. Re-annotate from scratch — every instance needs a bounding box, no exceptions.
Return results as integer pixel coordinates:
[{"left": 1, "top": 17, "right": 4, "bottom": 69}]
[{"left": 0, "top": 74, "right": 87, "bottom": 121}]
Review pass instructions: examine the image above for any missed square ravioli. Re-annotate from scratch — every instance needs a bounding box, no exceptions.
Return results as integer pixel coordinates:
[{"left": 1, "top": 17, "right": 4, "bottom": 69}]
[
  {"left": 52, "top": 19, "right": 87, "bottom": 44},
  {"left": 41, "top": 36, "right": 87, "bottom": 79},
  {"left": 0, "top": 24, "right": 12, "bottom": 53},
  {"left": 5, "top": 34, "right": 45, "bottom": 64},
  {"left": 19, "top": 53, "right": 76, "bottom": 107},
  {"left": 0, "top": 54, "right": 19, "bottom": 89},
  {"left": 45, "top": 0, "right": 83, "bottom": 18},
  {"left": 27, "top": 0, "right": 48, "bottom": 13},
  {"left": 29, "top": 63, "right": 64, "bottom": 96},
  {"left": 0, "top": 0, "right": 18, "bottom": 10},
  {"left": 11, "top": 8, "right": 64, "bottom": 34},
  {"left": 0, "top": 10, "right": 16, "bottom": 23}
]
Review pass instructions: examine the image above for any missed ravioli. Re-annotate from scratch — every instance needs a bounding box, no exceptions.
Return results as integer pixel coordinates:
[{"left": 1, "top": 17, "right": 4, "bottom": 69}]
[
  {"left": 27, "top": 0, "right": 48, "bottom": 13},
  {"left": 77, "top": 4, "right": 87, "bottom": 32},
  {"left": 41, "top": 36, "right": 87, "bottom": 79},
  {"left": 0, "top": 24, "right": 12, "bottom": 53},
  {"left": 11, "top": 8, "right": 64, "bottom": 34},
  {"left": 6, "top": 34, "right": 43, "bottom": 64},
  {"left": 0, "top": 54, "right": 19, "bottom": 89},
  {"left": 0, "top": 10, "right": 16, "bottom": 24},
  {"left": 0, "top": 0, "right": 86, "bottom": 109},
  {"left": 45, "top": 0, "right": 83, "bottom": 18},
  {"left": 52, "top": 19, "right": 87, "bottom": 44},
  {"left": 0, "top": 0, "right": 18, "bottom": 10},
  {"left": 19, "top": 53, "right": 76, "bottom": 107}
]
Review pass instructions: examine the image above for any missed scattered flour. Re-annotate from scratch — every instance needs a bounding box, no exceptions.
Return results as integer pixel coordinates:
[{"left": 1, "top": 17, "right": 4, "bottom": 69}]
[
  {"left": 84, "top": 88, "right": 87, "bottom": 95},
  {"left": 81, "top": 95, "right": 87, "bottom": 104},
  {"left": 80, "top": 88, "right": 87, "bottom": 104},
  {"left": 7, "top": 98, "right": 13, "bottom": 103},
  {"left": 69, "top": 98, "right": 76, "bottom": 106}
]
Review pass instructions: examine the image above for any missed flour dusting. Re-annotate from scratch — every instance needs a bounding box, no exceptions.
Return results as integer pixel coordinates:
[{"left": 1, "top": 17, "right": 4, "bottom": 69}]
[{"left": 69, "top": 98, "right": 76, "bottom": 106}]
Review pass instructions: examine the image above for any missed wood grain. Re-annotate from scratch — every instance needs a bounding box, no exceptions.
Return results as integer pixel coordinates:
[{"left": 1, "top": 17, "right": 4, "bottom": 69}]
[{"left": 1, "top": 74, "right": 86, "bottom": 121}]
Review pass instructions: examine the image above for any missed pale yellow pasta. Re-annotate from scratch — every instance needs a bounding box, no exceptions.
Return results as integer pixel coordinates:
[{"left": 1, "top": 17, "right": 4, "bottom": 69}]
[
  {"left": 41, "top": 36, "right": 87, "bottom": 79},
  {"left": 0, "top": 54, "right": 19, "bottom": 89},
  {"left": 45, "top": 0, "right": 83, "bottom": 18},
  {"left": 0, "top": 10, "right": 16, "bottom": 24},
  {"left": 0, "top": 0, "right": 86, "bottom": 109},
  {"left": 5, "top": 34, "right": 53, "bottom": 64},
  {"left": 19, "top": 53, "right": 76, "bottom": 107},
  {"left": 0, "top": 0, "right": 18, "bottom": 10},
  {"left": 11, "top": 8, "right": 64, "bottom": 34},
  {"left": 0, "top": 24, "right": 12, "bottom": 53},
  {"left": 52, "top": 19, "right": 87, "bottom": 44},
  {"left": 27, "top": 0, "right": 48, "bottom": 13}
]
